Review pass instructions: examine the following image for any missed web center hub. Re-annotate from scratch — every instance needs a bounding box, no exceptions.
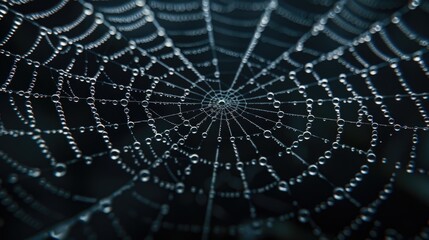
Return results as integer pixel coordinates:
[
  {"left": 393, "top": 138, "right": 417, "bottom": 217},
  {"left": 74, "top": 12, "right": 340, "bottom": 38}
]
[{"left": 201, "top": 90, "right": 246, "bottom": 120}]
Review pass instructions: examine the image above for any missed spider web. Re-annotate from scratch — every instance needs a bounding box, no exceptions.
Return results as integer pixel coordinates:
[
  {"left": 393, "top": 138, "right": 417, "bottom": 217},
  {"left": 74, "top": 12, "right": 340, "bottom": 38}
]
[{"left": 0, "top": 0, "right": 429, "bottom": 239}]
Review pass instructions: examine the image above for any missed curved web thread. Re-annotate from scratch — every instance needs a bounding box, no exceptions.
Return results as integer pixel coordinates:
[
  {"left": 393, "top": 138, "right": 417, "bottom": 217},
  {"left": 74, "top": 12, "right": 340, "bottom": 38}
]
[{"left": 0, "top": 0, "right": 428, "bottom": 239}]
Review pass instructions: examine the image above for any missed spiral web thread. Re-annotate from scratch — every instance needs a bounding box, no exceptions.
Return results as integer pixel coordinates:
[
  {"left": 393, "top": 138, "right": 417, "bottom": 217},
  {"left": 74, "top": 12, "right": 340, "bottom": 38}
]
[{"left": 0, "top": 0, "right": 429, "bottom": 239}]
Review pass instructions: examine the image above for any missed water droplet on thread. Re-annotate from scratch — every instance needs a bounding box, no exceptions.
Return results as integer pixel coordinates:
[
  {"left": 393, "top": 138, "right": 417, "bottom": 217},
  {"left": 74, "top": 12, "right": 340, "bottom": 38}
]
[
  {"left": 110, "top": 149, "right": 120, "bottom": 160},
  {"left": 278, "top": 181, "right": 288, "bottom": 192},
  {"left": 54, "top": 163, "right": 67, "bottom": 177},
  {"left": 190, "top": 154, "right": 199, "bottom": 164},
  {"left": 140, "top": 169, "right": 150, "bottom": 182},
  {"left": 263, "top": 130, "right": 272, "bottom": 139}
]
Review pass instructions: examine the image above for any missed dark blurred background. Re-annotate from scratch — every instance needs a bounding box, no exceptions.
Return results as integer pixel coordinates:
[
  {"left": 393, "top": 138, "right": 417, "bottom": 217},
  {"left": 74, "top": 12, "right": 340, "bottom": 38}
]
[{"left": 0, "top": 0, "right": 429, "bottom": 239}]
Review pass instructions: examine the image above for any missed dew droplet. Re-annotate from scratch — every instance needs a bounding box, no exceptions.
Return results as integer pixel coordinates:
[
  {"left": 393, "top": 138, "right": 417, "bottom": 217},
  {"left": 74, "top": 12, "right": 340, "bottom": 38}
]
[
  {"left": 100, "top": 199, "right": 112, "bottom": 213},
  {"left": 367, "top": 152, "right": 376, "bottom": 163},
  {"left": 83, "top": 3, "right": 93, "bottom": 15},
  {"left": 190, "top": 154, "right": 199, "bottom": 164},
  {"left": 133, "top": 141, "right": 141, "bottom": 150},
  {"left": 333, "top": 187, "right": 345, "bottom": 200},
  {"left": 94, "top": 13, "right": 104, "bottom": 24},
  {"left": 273, "top": 100, "right": 280, "bottom": 108},
  {"left": 263, "top": 130, "right": 272, "bottom": 139},
  {"left": 298, "top": 209, "right": 310, "bottom": 223},
  {"left": 259, "top": 156, "right": 267, "bottom": 166},
  {"left": 337, "top": 118, "right": 345, "bottom": 127},
  {"left": 140, "top": 169, "right": 150, "bottom": 182},
  {"left": 120, "top": 99, "right": 128, "bottom": 107},
  {"left": 278, "top": 181, "right": 288, "bottom": 192},
  {"left": 136, "top": 0, "right": 145, "bottom": 7},
  {"left": 304, "top": 63, "right": 313, "bottom": 73},
  {"left": 54, "top": 163, "right": 67, "bottom": 177},
  {"left": 176, "top": 182, "right": 185, "bottom": 194},
  {"left": 110, "top": 148, "right": 120, "bottom": 160},
  {"left": 308, "top": 164, "right": 318, "bottom": 175},
  {"left": 141, "top": 100, "right": 149, "bottom": 107},
  {"left": 28, "top": 168, "right": 41, "bottom": 177},
  {"left": 303, "top": 131, "right": 311, "bottom": 140},
  {"left": 58, "top": 35, "right": 69, "bottom": 47},
  {"left": 374, "top": 95, "right": 383, "bottom": 105},
  {"left": 51, "top": 94, "right": 60, "bottom": 103}
]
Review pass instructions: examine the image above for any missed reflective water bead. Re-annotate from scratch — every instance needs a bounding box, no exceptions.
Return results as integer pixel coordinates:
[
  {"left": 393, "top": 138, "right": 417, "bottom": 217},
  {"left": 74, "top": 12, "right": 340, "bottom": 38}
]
[
  {"left": 263, "top": 130, "right": 272, "bottom": 138},
  {"left": 54, "top": 163, "right": 67, "bottom": 177},
  {"left": 140, "top": 169, "right": 150, "bottom": 182},
  {"left": 110, "top": 148, "right": 120, "bottom": 160},
  {"left": 259, "top": 156, "right": 267, "bottom": 166},
  {"left": 298, "top": 209, "right": 310, "bottom": 223},
  {"left": 176, "top": 182, "right": 185, "bottom": 194},
  {"left": 190, "top": 154, "right": 199, "bottom": 164},
  {"left": 278, "top": 181, "right": 288, "bottom": 192},
  {"left": 333, "top": 187, "right": 345, "bottom": 200},
  {"left": 308, "top": 164, "right": 318, "bottom": 175},
  {"left": 304, "top": 63, "right": 313, "bottom": 73}
]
